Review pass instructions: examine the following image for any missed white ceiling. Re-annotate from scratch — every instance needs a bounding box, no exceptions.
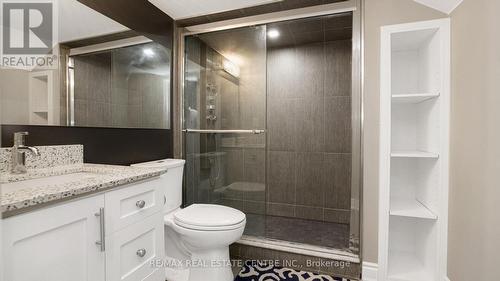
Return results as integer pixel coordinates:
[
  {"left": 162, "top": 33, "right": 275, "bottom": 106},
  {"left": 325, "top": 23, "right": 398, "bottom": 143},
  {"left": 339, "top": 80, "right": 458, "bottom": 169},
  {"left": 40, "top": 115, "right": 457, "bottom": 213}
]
[
  {"left": 59, "top": 0, "right": 127, "bottom": 43},
  {"left": 413, "top": 0, "right": 464, "bottom": 14},
  {"left": 148, "top": 0, "right": 280, "bottom": 19}
]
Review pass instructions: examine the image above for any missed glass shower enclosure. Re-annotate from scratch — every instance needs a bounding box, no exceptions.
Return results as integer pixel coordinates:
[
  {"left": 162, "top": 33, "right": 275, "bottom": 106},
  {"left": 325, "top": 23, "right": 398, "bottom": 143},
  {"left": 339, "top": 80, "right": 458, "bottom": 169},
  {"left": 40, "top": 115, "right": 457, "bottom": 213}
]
[{"left": 182, "top": 12, "right": 359, "bottom": 255}]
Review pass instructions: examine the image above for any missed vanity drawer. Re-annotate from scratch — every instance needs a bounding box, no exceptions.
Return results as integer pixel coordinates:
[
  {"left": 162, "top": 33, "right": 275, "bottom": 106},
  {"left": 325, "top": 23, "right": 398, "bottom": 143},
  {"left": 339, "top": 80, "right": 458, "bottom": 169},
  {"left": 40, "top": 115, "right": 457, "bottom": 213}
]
[
  {"left": 105, "top": 177, "right": 163, "bottom": 233},
  {"left": 105, "top": 213, "right": 165, "bottom": 281}
]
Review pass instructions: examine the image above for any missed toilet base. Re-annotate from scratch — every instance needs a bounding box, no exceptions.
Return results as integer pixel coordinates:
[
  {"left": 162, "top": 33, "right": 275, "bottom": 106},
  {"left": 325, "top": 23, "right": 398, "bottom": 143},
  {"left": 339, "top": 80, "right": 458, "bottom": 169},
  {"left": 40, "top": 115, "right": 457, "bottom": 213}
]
[{"left": 188, "top": 247, "right": 234, "bottom": 281}]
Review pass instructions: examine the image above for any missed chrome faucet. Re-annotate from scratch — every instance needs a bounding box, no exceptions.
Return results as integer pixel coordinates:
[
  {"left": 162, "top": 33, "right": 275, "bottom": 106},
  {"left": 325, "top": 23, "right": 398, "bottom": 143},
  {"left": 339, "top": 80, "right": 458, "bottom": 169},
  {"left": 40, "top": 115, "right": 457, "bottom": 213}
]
[{"left": 11, "top": 132, "right": 41, "bottom": 174}]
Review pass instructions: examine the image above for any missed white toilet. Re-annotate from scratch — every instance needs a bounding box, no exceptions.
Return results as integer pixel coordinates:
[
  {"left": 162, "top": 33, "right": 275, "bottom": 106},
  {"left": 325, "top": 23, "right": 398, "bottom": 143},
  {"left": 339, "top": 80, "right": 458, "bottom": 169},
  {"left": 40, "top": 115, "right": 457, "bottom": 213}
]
[{"left": 132, "top": 159, "right": 246, "bottom": 281}]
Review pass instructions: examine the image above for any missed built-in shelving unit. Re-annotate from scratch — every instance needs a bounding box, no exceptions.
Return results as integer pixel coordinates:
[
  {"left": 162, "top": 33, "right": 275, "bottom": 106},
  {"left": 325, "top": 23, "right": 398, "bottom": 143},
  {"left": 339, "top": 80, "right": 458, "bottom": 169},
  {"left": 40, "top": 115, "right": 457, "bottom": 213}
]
[
  {"left": 29, "top": 71, "right": 54, "bottom": 125},
  {"left": 379, "top": 19, "right": 450, "bottom": 281}
]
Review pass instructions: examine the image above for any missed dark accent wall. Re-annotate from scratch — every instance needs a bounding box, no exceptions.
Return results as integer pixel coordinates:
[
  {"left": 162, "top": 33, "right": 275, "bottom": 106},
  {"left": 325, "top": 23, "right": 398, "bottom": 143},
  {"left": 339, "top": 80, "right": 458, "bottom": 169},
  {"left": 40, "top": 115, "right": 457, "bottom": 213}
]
[
  {"left": 77, "top": 0, "right": 174, "bottom": 48},
  {"left": 62, "top": 30, "right": 140, "bottom": 48},
  {"left": 1, "top": 125, "right": 172, "bottom": 165}
]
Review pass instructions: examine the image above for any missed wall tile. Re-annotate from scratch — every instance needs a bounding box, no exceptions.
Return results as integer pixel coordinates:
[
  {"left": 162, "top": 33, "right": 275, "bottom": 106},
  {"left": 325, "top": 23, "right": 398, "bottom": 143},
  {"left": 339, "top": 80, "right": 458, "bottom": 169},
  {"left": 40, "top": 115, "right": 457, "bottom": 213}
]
[
  {"left": 243, "top": 148, "right": 266, "bottom": 184},
  {"left": 223, "top": 148, "right": 245, "bottom": 185},
  {"left": 127, "top": 105, "right": 142, "bottom": 128},
  {"left": 295, "top": 205, "right": 324, "bottom": 221},
  {"left": 324, "top": 96, "right": 351, "bottom": 153},
  {"left": 268, "top": 151, "right": 295, "bottom": 204},
  {"left": 324, "top": 208, "right": 350, "bottom": 224},
  {"left": 87, "top": 102, "right": 111, "bottom": 127},
  {"left": 294, "top": 98, "right": 325, "bottom": 152},
  {"left": 325, "top": 40, "right": 352, "bottom": 97},
  {"left": 243, "top": 200, "right": 266, "bottom": 215},
  {"left": 324, "top": 153, "right": 351, "bottom": 209},
  {"left": 295, "top": 152, "right": 325, "bottom": 206},
  {"left": 267, "top": 48, "right": 297, "bottom": 99},
  {"left": 73, "top": 99, "right": 87, "bottom": 126},
  {"left": 221, "top": 198, "right": 245, "bottom": 212},
  {"left": 296, "top": 43, "right": 324, "bottom": 99},
  {"left": 267, "top": 203, "right": 295, "bottom": 217},
  {"left": 111, "top": 104, "right": 127, "bottom": 127},
  {"left": 268, "top": 98, "right": 296, "bottom": 151}
]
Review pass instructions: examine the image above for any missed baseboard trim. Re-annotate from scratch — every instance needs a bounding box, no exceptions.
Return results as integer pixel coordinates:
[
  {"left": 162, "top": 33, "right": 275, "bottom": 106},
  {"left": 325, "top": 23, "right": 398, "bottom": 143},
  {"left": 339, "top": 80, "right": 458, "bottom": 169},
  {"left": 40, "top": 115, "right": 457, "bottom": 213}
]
[{"left": 362, "top": 262, "right": 378, "bottom": 281}]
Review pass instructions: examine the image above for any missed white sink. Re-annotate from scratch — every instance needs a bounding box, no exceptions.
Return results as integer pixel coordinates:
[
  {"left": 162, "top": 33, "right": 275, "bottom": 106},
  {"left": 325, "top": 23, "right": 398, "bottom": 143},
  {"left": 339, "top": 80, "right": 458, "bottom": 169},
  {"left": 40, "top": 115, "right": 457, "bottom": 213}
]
[{"left": 1, "top": 172, "right": 101, "bottom": 195}]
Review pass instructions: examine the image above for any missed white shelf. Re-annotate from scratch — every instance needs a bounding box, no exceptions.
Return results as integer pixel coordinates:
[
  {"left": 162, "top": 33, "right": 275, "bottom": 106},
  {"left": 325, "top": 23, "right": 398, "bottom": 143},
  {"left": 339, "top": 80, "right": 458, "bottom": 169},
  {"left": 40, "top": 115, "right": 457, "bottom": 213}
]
[
  {"left": 390, "top": 198, "right": 437, "bottom": 220},
  {"left": 388, "top": 251, "right": 433, "bottom": 281},
  {"left": 392, "top": 93, "right": 439, "bottom": 104},
  {"left": 391, "top": 150, "right": 439, "bottom": 158}
]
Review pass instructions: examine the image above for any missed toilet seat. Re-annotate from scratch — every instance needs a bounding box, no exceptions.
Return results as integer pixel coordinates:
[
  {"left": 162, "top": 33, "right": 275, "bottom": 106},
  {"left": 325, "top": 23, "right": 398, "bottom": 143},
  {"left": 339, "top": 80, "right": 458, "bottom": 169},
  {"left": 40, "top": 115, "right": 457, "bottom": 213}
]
[{"left": 173, "top": 204, "right": 246, "bottom": 231}]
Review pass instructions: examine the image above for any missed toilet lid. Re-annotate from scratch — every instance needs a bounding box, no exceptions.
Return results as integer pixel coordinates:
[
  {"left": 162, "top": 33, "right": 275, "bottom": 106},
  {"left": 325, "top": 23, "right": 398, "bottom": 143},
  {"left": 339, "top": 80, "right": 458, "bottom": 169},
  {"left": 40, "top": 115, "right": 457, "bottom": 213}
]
[{"left": 174, "top": 204, "right": 245, "bottom": 230}]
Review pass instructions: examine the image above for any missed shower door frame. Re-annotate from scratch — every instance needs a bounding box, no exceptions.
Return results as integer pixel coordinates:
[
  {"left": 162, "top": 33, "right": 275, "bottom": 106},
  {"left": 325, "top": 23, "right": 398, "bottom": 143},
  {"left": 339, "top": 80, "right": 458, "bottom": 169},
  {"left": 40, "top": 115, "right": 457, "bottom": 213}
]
[{"left": 173, "top": 0, "right": 364, "bottom": 262}]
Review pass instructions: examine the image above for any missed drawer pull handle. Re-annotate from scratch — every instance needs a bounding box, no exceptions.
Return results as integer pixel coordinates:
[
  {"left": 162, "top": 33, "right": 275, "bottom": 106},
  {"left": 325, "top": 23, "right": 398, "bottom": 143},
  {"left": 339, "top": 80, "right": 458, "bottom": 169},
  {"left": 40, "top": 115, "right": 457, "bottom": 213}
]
[
  {"left": 136, "top": 200, "right": 146, "bottom": 209},
  {"left": 136, "top": 248, "right": 147, "bottom": 258}
]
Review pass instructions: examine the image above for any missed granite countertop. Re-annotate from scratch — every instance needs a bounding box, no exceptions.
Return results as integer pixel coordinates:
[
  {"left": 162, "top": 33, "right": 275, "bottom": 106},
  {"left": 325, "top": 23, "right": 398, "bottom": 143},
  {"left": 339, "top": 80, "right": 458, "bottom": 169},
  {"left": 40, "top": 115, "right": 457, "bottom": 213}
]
[{"left": 1, "top": 163, "right": 166, "bottom": 216}]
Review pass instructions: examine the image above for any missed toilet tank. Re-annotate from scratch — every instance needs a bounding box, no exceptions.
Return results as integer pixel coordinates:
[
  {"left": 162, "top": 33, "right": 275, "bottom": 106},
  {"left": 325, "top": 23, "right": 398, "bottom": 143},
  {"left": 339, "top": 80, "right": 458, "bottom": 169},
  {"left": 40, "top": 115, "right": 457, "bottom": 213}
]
[{"left": 131, "top": 159, "right": 185, "bottom": 214}]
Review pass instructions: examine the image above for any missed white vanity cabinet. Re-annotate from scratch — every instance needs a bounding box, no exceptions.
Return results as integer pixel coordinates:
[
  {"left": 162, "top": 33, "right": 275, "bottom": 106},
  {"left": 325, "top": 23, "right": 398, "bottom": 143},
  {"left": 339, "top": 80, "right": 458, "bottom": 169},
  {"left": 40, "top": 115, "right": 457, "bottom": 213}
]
[
  {"left": 2, "top": 195, "right": 106, "bottom": 281},
  {"left": 2, "top": 177, "right": 165, "bottom": 281}
]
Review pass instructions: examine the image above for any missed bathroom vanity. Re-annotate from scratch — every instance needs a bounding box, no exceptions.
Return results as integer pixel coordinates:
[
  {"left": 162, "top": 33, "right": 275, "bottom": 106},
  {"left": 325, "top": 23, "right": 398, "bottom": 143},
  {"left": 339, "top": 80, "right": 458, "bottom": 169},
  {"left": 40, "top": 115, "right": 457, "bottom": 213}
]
[{"left": 1, "top": 145, "right": 167, "bottom": 281}]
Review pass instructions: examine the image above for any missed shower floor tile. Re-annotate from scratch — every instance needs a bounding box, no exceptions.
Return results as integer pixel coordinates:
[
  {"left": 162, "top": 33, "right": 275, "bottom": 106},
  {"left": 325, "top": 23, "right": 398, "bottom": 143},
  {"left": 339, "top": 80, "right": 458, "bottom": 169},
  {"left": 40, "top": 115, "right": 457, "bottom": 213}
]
[{"left": 244, "top": 214, "right": 350, "bottom": 250}]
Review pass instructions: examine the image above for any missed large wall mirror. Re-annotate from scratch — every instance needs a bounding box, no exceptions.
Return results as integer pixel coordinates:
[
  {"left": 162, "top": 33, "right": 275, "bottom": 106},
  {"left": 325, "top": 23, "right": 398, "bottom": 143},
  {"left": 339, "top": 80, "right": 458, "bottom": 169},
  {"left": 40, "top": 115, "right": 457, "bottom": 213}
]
[{"left": 0, "top": 0, "right": 172, "bottom": 130}]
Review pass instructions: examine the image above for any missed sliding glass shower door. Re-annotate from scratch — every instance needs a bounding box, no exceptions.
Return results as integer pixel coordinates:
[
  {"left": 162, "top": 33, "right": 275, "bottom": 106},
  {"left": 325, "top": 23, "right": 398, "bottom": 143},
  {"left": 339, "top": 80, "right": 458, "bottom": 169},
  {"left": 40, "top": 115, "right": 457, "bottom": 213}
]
[
  {"left": 182, "top": 12, "right": 359, "bottom": 255},
  {"left": 183, "top": 26, "right": 268, "bottom": 236}
]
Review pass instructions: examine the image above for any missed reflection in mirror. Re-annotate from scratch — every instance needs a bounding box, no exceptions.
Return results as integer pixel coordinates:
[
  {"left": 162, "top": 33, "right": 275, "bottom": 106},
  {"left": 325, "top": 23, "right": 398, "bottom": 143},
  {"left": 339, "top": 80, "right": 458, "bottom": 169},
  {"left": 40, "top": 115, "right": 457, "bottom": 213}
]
[
  {"left": 68, "top": 40, "right": 171, "bottom": 129},
  {"left": 0, "top": 0, "right": 172, "bottom": 130}
]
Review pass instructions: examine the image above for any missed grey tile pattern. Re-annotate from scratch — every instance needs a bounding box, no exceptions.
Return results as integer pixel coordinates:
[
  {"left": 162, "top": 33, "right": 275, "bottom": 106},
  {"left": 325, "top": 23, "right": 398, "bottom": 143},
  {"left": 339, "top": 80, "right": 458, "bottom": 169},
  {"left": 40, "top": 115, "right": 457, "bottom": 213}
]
[
  {"left": 295, "top": 152, "right": 325, "bottom": 206},
  {"left": 325, "top": 40, "right": 352, "bottom": 97},
  {"left": 266, "top": 36, "right": 352, "bottom": 227},
  {"left": 324, "top": 208, "right": 351, "bottom": 224},
  {"left": 295, "top": 205, "right": 324, "bottom": 221},
  {"left": 325, "top": 97, "right": 351, "bottom": 153},
  {"left": 268, "top": 98, "right": 296, "bottom": 151},
  {"left": 267, "top": 151, "right": 295, "bottom": 204},
  {"left": 324, "top": 153, "right": 351, "bottom": 209},
  {"left": 1, "top": 163, "right": 166, "bottom": 214},
  {"left": 295, "top": 98, "right": 325, "bottom": 152},
  {"left": 266, "top": 203, "right": 295, "bottom": 217}
]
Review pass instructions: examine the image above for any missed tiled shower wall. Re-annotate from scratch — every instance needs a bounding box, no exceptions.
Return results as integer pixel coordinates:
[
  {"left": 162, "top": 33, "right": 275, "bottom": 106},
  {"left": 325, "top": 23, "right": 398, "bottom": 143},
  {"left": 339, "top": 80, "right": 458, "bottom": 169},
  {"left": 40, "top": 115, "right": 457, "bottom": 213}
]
[
  {"left": 73, "top": 50, "right": 169, "bottom": 128},
  {"left": 266, "top": 40, "right": 352, "bottom": 224}
]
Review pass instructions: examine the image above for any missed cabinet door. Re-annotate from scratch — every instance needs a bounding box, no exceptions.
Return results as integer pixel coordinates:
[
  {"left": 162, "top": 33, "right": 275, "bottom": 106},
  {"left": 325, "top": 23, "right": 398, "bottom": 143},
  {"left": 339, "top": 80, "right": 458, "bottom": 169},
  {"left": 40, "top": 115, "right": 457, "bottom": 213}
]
[
  {"left": 2, "top": 195, "right": 105, "bottom": 281},
  {"left": 106, "top": 214, "right": 165, "bottom": 281}
]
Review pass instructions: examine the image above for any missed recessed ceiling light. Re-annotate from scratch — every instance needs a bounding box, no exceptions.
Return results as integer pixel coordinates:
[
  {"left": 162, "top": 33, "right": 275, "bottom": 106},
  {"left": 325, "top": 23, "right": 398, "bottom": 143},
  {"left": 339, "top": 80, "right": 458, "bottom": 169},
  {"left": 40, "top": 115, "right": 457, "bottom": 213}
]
[
  {"left": 143, "top": 48, "right": 155, "bottom": 57},
  {"left": 267, "top": 29, "right": 280, "bottom": 39}
]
